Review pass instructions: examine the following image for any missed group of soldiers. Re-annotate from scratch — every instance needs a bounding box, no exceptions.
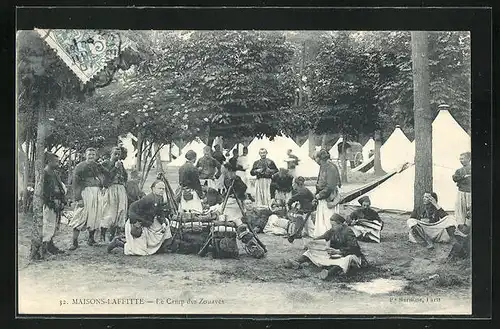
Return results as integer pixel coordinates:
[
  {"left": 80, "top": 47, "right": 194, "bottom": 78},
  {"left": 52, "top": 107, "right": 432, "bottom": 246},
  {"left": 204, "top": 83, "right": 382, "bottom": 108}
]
[{"left": 36, "top": 142, "right": 471, "bottom": 280}]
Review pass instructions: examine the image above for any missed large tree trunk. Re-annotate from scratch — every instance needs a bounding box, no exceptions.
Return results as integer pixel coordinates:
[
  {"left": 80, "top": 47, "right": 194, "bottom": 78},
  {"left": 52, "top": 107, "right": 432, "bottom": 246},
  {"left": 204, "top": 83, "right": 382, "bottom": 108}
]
[
  {"left": 373, "top": 130, "right": 385, "bottom": 175},
  {"left": 29, "top": 104, "right": 48, "bottom": 260},
  {"left": 23, "top": 139, "right": 36, "bottom": 212},
  {"left": 340, "top": 135, "right": 348, "bottom": 184},
  {"left": 22, "top": 141, "right": 30, "bottom": 192},
  {"left": 411, "top": 31, "right": 433, "bottom": 214},
  {"left": 135, "top": 131, "right": 143, "bottom": 172}
]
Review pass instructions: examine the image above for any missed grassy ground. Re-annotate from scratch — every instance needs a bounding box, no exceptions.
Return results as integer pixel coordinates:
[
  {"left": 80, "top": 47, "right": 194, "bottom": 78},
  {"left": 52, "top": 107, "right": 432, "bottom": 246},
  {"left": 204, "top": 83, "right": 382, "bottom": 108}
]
[{"left": 17, "top": 168, "right": 471, "bottom": 315}]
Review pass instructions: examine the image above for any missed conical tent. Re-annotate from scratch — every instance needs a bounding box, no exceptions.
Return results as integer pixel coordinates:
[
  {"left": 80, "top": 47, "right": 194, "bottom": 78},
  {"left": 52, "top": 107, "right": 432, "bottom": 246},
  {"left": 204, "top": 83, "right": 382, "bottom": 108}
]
[
  {"left": 300, "top": 138, "right": 309, "bottom": 153},
  {"left": 212, "top": 136, "right": 223, "bottom": 149},
  {"left": 362, "top": 138, "right": 375, "bottom": 163},
  {"left": 158, "top": 143, "right": 180, "bottom": 162},
  {"left": 348, "top": 110, "right": 471, "bottom": 212},
  {"left": 406, "top": 110, "right": 471, "bottom": 170},
  {"left": 169, "top": 138, "right": 207, "bottom": 167},
  {"left": 300, "top": 138, "right": 321, "bottom": 158},
  {"left": 247, "top": 135, "right": 319, "bottom": 178},
  {"left": 118, "top": 133, "right": 138, "bottom": 170},
  {"left": 352, "top": 128, "right": 412, "bottom": 173},
  {"left": 378, "top": 127, "right": 412, "bottom": 172},
  {"left": 329, "top": 137, "right": 344, "bottom": 160},
  {"left": 229, "top": 143, "right": 245, "bottom": 155}
]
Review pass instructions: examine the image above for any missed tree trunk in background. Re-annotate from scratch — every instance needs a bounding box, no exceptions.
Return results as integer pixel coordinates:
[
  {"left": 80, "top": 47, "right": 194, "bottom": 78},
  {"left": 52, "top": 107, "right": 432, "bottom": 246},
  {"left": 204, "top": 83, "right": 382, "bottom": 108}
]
[
  {"left": 24, "top": 140, "right": 36, "bottom": 212},
  {"left": 168, "top": 142, "right": 173, "bottom": 161},
  {"left": 340, "top": 135, "right": 348, "bottom": 183},
  {"left": 214, "top": 136, "right": 223, "bottom": 150},
  {"left": 411, "top": 31, "right": 433, "bottom": 214},
  {"left": 177, "top": 139, "right": 186, "bottom": 152},
  {"left": 29, "top": 104, "right": 47, "bottom": 260},
  {"left": 22, "top": 142, "right": 30, "bottom": 193},
  {"left": 307, "top": 131, "right": 315, "bottom": 158},
  {"left": 135, "top": 131, "right": 143, "bottom": 172},
  {"left": 154, "top": 143, "right": 163, "bottom": 173},
  {"left": 321, "top": 134, "right": 327, "bottom": 149},
  {"left": 19, "top": 140, "right": 31, "bottom": 202},
  {"left": 373, "top": 130, "right": 385, "bottom": 175}
]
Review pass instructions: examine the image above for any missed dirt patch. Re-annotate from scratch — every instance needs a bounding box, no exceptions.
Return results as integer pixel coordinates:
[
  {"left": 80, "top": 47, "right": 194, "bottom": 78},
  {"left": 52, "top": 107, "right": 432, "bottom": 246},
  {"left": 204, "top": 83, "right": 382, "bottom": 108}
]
[
  {"left": 286, "top": 290, "right": 316, "bottom": 303},
  {"left": 349, "top": 278, "right": 408, "bottom": 295}
]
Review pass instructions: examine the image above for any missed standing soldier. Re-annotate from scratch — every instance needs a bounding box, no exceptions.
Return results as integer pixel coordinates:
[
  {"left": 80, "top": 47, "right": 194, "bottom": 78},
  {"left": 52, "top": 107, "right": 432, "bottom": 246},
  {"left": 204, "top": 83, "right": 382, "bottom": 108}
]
[
  {"left": 212, "top": 144, "right": 227, "bottom": 193},
  {"left": 236, "top": 146, "right": 250, "bottom": 188},
  {"left": 68, "top": 147, "right": 108, "bottom": 250},
  {"left": 452, "top": 152, "right": 472, "bottom": 228},
  {"left": 250, "top": 148, "right": 279, "bottom": 207},
  {"left": 100, "top": 147, "right": 128, "bottom": 243},
  {"left": 178, "top": 150, "right": 204, "bottom": 212},
  {"left": 196, "top": 146, "right": 222, "bottom": 190},
  {"left": 313, "top": 149, "right": 342, "bottom": 238},
  {"left": 41, "top": 152, "right": 67, "bottom": 255}
]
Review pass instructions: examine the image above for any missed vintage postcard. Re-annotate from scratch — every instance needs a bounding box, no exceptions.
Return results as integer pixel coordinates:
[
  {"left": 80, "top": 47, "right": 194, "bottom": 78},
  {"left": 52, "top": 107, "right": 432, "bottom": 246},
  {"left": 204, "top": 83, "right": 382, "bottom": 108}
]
[{"left": 15, "top": 7, "right": 487, "bottom": 317}]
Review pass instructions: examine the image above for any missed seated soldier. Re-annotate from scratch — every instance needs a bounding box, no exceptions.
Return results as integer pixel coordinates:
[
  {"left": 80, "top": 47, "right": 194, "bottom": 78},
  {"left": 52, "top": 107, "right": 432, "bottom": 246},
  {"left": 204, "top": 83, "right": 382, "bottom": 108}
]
[
  {"left": 287, "top": 176, "right": 315, "bottom": 241},
  {"left": 347, "top": 196, "right": 384, "bottom": 243},
  {"left": 287, "top": 176, "right": 315, "bottom": 214},
  {"left": 204, "top": 187, "right": 223, "bottom": 209},
  {"left": 284, "top": 214, "right": 367, "bottom": 280},
  {"left": 263, "top": 176, "right": 315, "bottom": 239},
  {"left": 406, "top": 192, "right": 458, "bottom": 250},
  {"left": 107, "top": 180, "right": 172, "bottom": 255},
  {"left": 270, "top": 168, "right": 294, "bottom": 204}
]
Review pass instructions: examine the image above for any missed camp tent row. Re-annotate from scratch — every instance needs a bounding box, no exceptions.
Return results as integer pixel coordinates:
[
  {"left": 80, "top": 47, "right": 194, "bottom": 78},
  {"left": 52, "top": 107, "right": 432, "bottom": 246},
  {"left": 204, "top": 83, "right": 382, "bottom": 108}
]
[
  {"left": 299, "top": 138, "right": 322, "bottom": 155},
  {"left": 351, "top": 126, "right": 414, "bottom": 174},
  {"left": 329, "top": 137, "right": 343, "bottom": 160},
  {"left": 168, "top": 137, "right": 207, "bottom": 167},
  {"left": 247, "top": 134, "right": 320, "bottom": 179},
  {"left": 362, "top": 138, "right": 375, "bottom": 164},
  {"left": 118, "top": 133, "right": 182, "bottom": 169},
  {"left": 167, "top": 134, "right": 319, "bottom": 178},
  {"left": 347, "top": 109, "right": 471, "bottom": 212}
]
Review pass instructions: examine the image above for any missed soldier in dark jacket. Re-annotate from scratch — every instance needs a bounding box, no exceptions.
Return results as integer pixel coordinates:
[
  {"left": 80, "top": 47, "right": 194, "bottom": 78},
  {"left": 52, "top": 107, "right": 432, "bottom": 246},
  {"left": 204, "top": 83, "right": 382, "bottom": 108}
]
[
  {"left": 178, "top": 150, "right": 203, "bottom": 212},
  {"left": 100, "top": 147, "right": 128, "bottom": 242},
  {"left": 68, "top": 147, "right": 109, "bottom": 250},
  {"left": 250, "top": 148, "right": 278, "bottom": 207},
  {"left": 452, "top": 152, "right": 471, "bottom": 227},
  {"left": 285, "top": 214, "right": 366, "bottom": 280},
  {"left": 107, "top": 180, "right": 172, "bottom": 255},
  {"left": 41, "top": 153, "right": 67, "bottom": 256}
]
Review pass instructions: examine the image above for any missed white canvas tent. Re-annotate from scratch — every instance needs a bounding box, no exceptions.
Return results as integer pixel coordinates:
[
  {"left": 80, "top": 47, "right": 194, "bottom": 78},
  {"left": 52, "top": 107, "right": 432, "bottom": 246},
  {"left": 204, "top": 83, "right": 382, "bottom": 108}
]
[
  {"left": 378, "top": 126, "right": 412, "bottom": 172},
  {"left": 118, "top": 133, "right": 138, "bottom": 170},
  {"left": 348, "top": 110, "right": 471, "bottom": 212},
  {"left": 405, "top": 110, "right": 471, "bottom": 170},
  {"left": 353, "top": 127, "right": 413, "bottom": 173},
  {"left": 169, "top": 138, "right": 207, "bottom": 167},
  {"left": 212, "top": 136, "right": 223, "bottom": 149},
  {"left": 229, "top": 143, "right": 245, "bottom": 155},
  {"left": 329, "top": 137, "right": 343, "bottom": 160},
  {"left": 362, "top": 138, "right": 375, "bottom": 163},
  {"left": 247, "top": 135, "right": 319, "bottom": 178},
  {"left": 158, "top": 143, "right": 180, "bottom": 162},
  {"left": 300, "top": 138, "right": 321, "bottom": 157}
]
